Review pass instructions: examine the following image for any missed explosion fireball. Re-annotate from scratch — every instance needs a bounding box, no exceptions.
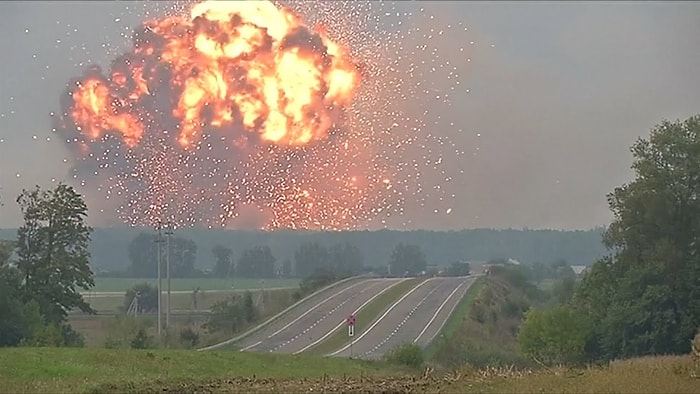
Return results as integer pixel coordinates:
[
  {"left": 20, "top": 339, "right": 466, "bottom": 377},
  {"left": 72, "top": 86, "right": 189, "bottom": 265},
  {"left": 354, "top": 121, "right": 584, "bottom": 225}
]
[{"left": 54, "top": 0, "right": 467, "bottom": 230}]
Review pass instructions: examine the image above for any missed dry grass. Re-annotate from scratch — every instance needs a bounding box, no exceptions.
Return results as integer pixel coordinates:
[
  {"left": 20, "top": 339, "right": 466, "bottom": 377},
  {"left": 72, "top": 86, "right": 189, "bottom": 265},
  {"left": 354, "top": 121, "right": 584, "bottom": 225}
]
[
  {"left": 453, "top": 355, "right": 700, "bottom": 393},
  {"left": 1, "top": 348, "right": 698, "bottom": 393}
]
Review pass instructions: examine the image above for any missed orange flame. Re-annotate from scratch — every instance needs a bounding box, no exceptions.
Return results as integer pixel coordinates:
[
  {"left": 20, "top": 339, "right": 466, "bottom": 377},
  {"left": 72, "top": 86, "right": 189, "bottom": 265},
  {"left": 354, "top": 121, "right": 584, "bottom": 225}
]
[{"left": 68, "top": 0, "right": 359, "bottom": 148}]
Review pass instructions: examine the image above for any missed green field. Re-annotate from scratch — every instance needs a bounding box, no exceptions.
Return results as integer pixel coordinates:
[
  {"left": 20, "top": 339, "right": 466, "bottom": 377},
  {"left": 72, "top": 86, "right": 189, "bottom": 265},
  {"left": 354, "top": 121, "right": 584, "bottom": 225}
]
[
  {"left": 1, "top": 347, "right": 698, "bottom": 393},
  {"left": 91, "top": 277, "right": 300, "bottom": 292}
]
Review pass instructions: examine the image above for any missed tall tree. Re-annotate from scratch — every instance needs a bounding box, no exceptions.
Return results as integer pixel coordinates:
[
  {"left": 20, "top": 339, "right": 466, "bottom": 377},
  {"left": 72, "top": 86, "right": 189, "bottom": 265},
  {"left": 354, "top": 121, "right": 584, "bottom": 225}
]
[
  {"left": 574, "top": 115, "right": 700, "bottom": 360},
  {"left": 15, "top": 184, "right": 95, "bottom": 323},
  {"left": 388, "top": 243, "right": 427, "bottom": 276},
  {"left": 212, "top": 244, "right": 233, "bottom": 278},
  {"left": 236, "top": 246, "right": 276, "bottom": 278},
  {"left": 127, "top": 233, "right": 198, "bottom": 278},
  {"left": 0, "top": 240, "right": 14, "bottom": 266},
  {"left": 329, "top": 242, "right": 364, "bottom": 277},
  {"left": 294, "top": 241, "right": 330, "bottom": 278}
]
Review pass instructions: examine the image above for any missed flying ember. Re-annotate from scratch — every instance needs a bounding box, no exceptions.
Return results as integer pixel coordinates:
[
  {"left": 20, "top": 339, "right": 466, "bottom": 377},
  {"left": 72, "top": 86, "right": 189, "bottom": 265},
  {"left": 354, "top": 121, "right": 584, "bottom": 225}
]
[{"left": 53, "top": 0, "right": 465, "bottom": 230}]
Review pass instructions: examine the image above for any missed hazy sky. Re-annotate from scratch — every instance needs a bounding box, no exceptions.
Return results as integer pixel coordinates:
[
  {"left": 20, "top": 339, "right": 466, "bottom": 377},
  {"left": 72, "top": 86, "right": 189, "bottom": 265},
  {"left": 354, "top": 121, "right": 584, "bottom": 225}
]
[{"left": 1, "top": 1, "right": 699, "bottom": 230}]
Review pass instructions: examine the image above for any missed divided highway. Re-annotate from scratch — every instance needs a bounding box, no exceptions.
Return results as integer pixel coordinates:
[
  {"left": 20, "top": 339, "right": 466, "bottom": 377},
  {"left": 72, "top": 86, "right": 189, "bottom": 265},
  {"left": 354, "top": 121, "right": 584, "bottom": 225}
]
[
  {"left": 329, "top": 276, "right": 476, "bottom": 359},
  {"left": 234, "top": 276, "right": 405, "bottom": 354}
]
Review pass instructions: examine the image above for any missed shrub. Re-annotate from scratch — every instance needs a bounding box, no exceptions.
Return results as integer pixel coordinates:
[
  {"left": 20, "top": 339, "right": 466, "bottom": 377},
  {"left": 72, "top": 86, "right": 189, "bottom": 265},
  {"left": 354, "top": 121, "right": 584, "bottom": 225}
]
[
  {"left": 130, "top": 328, "right": 156, "bottom": 349},
  {"left": 180, "top": 327, "right": 200, "bottom": 348},
  {"left": 384, "top": 342, "right": 424, "bottom": 368}
]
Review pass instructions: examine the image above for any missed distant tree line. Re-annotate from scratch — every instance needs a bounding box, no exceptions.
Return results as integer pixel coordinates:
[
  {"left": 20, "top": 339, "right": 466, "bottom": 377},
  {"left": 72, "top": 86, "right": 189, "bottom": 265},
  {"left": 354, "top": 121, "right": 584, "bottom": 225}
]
[
  {"left": 0, "top": 226, "right": 607, "bottom": 275},
  {"left": 123, "top": 233, "right": 435, "bottom": 279}
]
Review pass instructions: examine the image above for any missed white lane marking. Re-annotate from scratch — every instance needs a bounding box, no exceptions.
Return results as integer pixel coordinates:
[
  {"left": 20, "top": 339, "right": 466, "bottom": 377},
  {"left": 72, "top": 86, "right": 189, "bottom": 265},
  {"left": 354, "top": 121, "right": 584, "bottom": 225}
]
[
  {"left": 362, "top": 279, "right": 445, "bottom": 356},
  {"left": 417, "top": 276, "right": 475, "bottom": 345},
  {"left": 272, "top": 281, "right": 384, "bottom": 352},
  {"left": 199, "top": 276, "right": 362, "bottom": 352},
  {"left": 328, "top": 277, "right": 433, "bottom": 356},
  {"left": 240, "top": 279, "right": 369, "bottom": 351},
  {"left": 413, "top": 279, "right": 466, "bottom": 343},
  {"left": 293, "top": 278, "right": 406, "bottom": 354}
]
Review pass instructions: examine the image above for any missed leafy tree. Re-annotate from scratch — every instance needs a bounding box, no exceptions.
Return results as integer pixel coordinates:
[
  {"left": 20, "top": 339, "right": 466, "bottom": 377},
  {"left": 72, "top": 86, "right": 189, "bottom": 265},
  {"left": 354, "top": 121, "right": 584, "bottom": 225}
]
[
  {"left": 329, "top": 242, "right": 364, "bottom": 277},
  {"left": 294, "top": 241, "right": 330, "bottom": 278},
  {"left": 281, "top": 258, "right": 292, "bottom": 278},
  {"left": 236, "top": 246, "right": 275, "bottom": 278},
  {"left": 388, "top": 243, "right": 427, "bottom": 276},
  {"left": 299, "top": 267, "right": 336, "bottom": 295},
  {"left": 574, "top": 115, "right": 700, "bottom": 360},
  {"left": 206, "top": 293, "right": 259, "bottom": 334},
  {"left": 444, "top": 261, "right": 470, "bottom": 277},
  {"left": 127, "top": 232, "right": 198, "bottom": 278},
  {"left": 550, "top": 276, "right": 576, "bottom": 305},
  {"left": 212, "top": 244, "right": 233, "bottom": 278},
  {"left": 0, "top": 240, "right": 15, "bottom": 266},
  {"left": 15, "top": 184, "right": 95, "bottom": 323},
  {"left": 124, "top": 282, "right": 159, "bottom": 313},
  {"left": 242, "top": 290, "right": 257, "bottom": 322},
  {"left": 127, "top": 233, "right": 159, "bottom": 277},
  {"left": 518, "top": 305, "right": 592, "bottom": 365},
  {"left": 0, "top": 265, "right": 28, "bottom": 346}
]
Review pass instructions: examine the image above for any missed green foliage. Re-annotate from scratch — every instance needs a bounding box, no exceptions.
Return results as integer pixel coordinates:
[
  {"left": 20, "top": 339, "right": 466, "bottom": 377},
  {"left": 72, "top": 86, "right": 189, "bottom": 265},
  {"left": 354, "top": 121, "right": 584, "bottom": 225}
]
[
  {"left": 205, "top": 291, "right": 259, "bottom": 335},
  {"left": 0, "top": 184, "right": 92, "bottom": 348},
  {"left": 179, "top": 326, "right": 200, "bottom": 349},
  {"left": 211, "top": 244, "right": 233, "bottom": 278},
  {"left": 129, "top": 328, "right": 156, "bottom": 349},
  {"left": 518, "top": 305, "right": 592, "bottom": 365},
  {"left": 294, "top": 241, "right": 331, "bottom": 278},
  {"left": 103, "top": 315, "right": 155, "bottom": 349},
  {"left": 384, "top": 343, "right": 424, "bottom": 368},
  {"left": 123, "top": 282, "right": 159, "bottom": 313},
  {"left": 549, "top": 276, "right": 576, "bottom": 305},
  {"left": 0, "top": 240, "right": 15, "bottom": 266},
  {"left": 573, "top": 115, "right": 700, "bottom": 361},
  {"left": 127, "top": 232, "right": 199, "bottom": 278},
  {"left": 329, "top": 242, "right": 364, "bottom": 277},
  {"left": 282, "top": 258, "right": 292, "bottom": 277},
  {"left": 430, "top": 271, "right": 535, "bottom": 368},
  {"left": 388, "top": 243, "right": 427, "bottom": 276},
  {"left": 16, "top": 184, "right": 95, "bottom": 323},
  {"left": 236, "top": 245, "right": 276, "bottom": 278},
  {"left": 0, "top": 266, "right": 27, "bottom": 346},
  {"left": 444, "top": 261, "right": 470, "bottom": 277},
  {"left": 298, "top": 268, "right": 336, "bottom": 295}
]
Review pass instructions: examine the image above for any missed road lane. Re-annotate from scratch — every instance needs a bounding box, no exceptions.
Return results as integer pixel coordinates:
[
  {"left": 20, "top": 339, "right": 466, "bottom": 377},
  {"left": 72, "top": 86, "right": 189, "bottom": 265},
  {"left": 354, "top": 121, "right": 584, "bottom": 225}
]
[
  {"left": 413, "top": 276, "right": 477, "bottom": 347},
  {"left": 237, "top": 277, "right": 403, "bottom": 353},
  {"left": 330, "top": 276, "right": 474, "bottom": 359}
]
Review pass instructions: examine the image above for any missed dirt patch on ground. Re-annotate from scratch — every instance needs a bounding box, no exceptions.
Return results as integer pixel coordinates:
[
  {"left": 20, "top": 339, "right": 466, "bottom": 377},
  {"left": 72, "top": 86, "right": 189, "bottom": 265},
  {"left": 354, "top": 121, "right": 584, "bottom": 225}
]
[{"left": 95, "top": 374, "right": 459, "bottom": 393}]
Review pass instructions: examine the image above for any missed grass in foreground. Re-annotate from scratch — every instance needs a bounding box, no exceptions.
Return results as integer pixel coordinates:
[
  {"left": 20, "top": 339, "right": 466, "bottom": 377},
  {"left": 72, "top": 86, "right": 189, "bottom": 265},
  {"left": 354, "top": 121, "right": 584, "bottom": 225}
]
[
  {"left": 2, "top": 348, "right": 698, "bottom": 393},
  {"left": 307, "top": 278, "right": 423, "bottom": 356},
  {"left": 0, "top": 347, "right": 403, "bottom": 393}
]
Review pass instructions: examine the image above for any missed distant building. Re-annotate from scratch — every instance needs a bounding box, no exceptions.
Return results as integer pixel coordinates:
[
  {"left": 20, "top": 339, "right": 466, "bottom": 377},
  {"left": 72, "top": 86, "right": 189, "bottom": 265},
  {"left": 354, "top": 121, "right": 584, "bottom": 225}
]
[{"left": 570, "top": 265, "right": 589, "bottom": 277}]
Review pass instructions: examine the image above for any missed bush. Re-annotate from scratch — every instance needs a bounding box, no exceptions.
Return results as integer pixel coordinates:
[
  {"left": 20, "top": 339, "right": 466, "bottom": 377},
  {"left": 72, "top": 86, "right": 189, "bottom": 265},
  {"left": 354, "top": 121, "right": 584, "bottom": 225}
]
[
  {"left": 180, "top": 327, "right": 200, "bottom": 348},
  {"left": 384, "top": 343, "right": 424, "bottom": 368},
  {"left": 130, "top": 328, "right": 156, "bottom": 349},
  {"left": 124, "top": 282, "right": 159, "bottom": 314}
]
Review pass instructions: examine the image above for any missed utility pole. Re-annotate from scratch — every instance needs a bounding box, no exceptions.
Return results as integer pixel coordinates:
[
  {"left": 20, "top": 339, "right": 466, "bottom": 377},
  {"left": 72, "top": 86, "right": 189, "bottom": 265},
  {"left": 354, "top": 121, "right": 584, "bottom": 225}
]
[
  {"left": 165, "top": 223, "right": 174, "bottom": 334},
  {"left": 155, "top": 225, "right": 165, "bottom": 338}
]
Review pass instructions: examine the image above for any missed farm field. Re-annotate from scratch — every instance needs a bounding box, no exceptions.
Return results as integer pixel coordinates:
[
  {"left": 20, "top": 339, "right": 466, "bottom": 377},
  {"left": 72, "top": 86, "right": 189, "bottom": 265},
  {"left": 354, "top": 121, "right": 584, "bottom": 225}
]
[
  {"left": 1, "top": 348, "right": 698, "bottom": 393},
  {"left": 90, "top": 277, "right": 301, "bottom": 292}
]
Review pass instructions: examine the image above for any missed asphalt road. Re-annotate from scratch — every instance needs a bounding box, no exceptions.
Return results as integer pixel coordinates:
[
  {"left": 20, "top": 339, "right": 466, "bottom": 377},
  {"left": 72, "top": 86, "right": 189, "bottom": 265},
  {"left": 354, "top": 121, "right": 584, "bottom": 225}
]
[
  {"left": 329, "top": 276, "right": 476, "bottom": 359},
  {"left": 235, "top": 277, "right": 405, "bottom": 354}
]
